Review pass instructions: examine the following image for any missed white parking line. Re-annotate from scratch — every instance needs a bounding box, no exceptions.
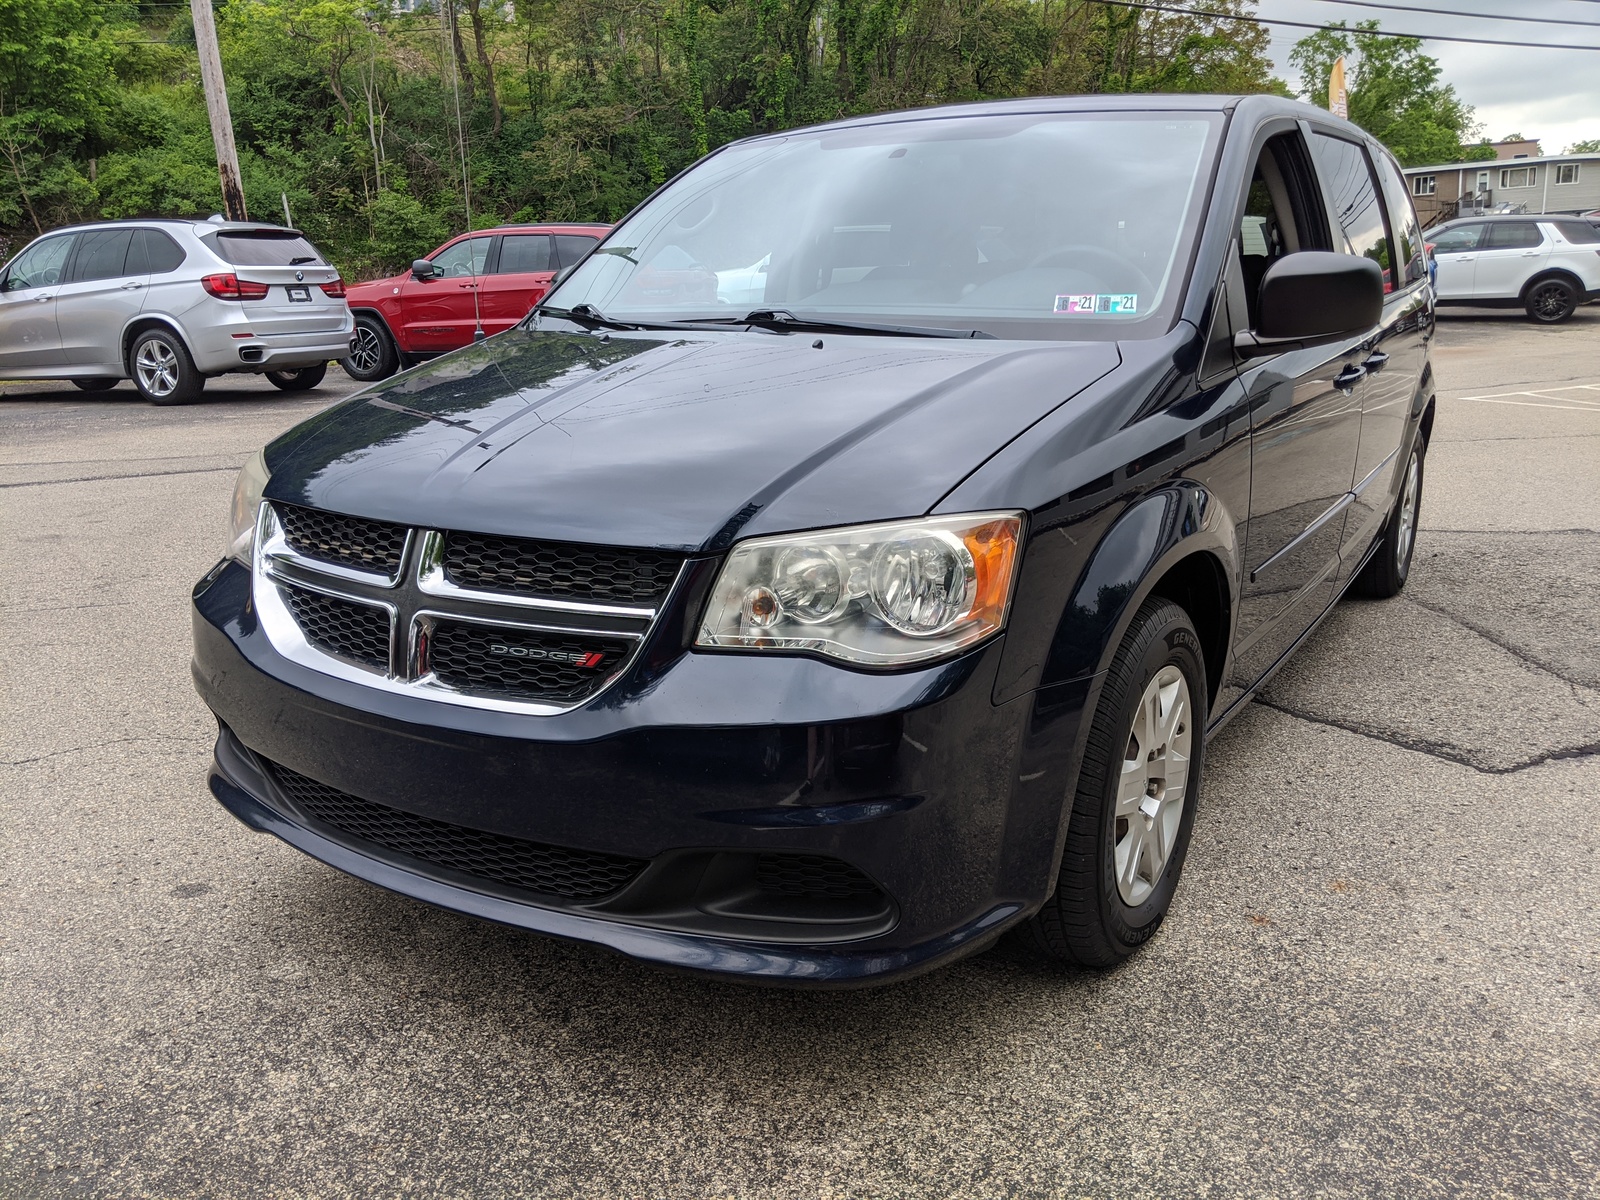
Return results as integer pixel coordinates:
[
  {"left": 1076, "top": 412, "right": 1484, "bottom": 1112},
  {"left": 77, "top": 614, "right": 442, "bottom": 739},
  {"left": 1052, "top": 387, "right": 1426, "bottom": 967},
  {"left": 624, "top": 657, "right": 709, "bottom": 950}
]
[{"left": 1454, "top": 383, "right": 1600, "bottom": 412}]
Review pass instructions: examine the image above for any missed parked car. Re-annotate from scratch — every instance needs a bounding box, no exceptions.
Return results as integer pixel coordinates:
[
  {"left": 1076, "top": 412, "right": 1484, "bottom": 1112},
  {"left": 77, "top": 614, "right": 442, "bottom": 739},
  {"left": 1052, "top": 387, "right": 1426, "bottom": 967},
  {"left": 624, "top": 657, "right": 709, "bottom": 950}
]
[
  {"left": 0, "top": 218, "right": 352, "bottom": 403},
  {"left": 195, "top": 94, "right": 1436, "bottom": 985},
  {"left": 340, "top": 223, "right": 610, "bottom": 381},
  {"left": 1428, "top": 214, "right": 1600, "bottom": 322}
]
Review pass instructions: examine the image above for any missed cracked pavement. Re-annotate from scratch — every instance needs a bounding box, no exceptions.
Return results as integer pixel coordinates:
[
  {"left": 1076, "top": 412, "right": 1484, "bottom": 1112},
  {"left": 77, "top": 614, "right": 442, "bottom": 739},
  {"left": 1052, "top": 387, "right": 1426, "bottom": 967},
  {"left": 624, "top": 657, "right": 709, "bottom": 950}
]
[{"left": 3, "top": 312, "right": 1599, "bottom": 1198}]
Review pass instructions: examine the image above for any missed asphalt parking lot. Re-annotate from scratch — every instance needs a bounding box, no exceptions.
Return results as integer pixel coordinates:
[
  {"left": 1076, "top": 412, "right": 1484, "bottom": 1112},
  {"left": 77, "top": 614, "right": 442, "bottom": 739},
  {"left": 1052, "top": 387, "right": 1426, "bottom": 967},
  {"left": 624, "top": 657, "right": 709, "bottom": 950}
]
[{"left": 4, "top": 309, "right": 1598, "bottom": 1198}]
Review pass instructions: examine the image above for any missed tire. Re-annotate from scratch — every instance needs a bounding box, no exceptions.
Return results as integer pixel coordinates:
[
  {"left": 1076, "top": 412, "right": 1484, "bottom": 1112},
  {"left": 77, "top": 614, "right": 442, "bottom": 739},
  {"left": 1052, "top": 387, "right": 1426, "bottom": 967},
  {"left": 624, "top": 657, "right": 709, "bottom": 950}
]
[
  {"left": 71, "top": 378, "right": 118, "bottom": 392},
  {"left": 1352, "top": 440, "right": 1424, "bottom": 599},
  {"left": 1025, "top": 598, "right": 1208, "bottom": 968},
  {"left": 341, "top": 314, "right": 399, "bottom": 382},
  {"left": 1524, "top": 277, "right": 1578, "bottom": 324},
  {"left": 265, "top": 363, "right": 328, "bottom": 392},
  {"left": 128, "top": 328, "right": 204, "bottom": 405}
]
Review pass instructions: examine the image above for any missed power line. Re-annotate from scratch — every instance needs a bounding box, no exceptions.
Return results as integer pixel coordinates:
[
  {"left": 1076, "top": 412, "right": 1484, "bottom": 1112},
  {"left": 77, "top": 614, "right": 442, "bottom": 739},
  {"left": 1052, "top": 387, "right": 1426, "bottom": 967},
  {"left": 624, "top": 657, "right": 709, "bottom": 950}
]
[
  {"left": 1085, "top": 0, "right": 1600, "bottom": 50},
  {"left": 1298, "top": 0, "right": 1600, "bottom": 28}
]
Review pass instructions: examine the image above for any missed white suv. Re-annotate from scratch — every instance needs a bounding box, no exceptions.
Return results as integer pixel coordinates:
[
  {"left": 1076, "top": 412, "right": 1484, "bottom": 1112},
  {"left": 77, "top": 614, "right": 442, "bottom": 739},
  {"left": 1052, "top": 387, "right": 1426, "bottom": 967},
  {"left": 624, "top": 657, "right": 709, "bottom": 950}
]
[
  {"left": 0, "top": 218, "right": 355, "bottom": 404},
  {"left": 1428, "top": 214, "right": 1600, "bottom": 324}
]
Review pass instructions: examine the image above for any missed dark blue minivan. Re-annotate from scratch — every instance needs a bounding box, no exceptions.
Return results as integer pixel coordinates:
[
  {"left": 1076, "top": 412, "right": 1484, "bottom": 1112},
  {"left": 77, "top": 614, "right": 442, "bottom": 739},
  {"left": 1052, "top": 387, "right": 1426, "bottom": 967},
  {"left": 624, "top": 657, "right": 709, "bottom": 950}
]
[{"left": 193, "top": 94, "right": 1435, "bottom": 985}]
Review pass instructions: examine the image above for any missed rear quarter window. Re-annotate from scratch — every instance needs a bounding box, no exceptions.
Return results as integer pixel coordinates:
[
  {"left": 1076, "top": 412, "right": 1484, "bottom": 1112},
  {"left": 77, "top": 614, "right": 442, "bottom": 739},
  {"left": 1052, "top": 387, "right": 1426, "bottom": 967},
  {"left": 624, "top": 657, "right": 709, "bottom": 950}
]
[
  {"left": 128, "top": 229, "right": 186, "bottom": 274},
  {"left": 1551, "top": 220, "right": 1600, "bottom": 245},
  {"left": 553, "top": 235, "right": 600, "bottom": 269},
  {"left": 212, "top": 232, "right": 327, "bottom": 266}
]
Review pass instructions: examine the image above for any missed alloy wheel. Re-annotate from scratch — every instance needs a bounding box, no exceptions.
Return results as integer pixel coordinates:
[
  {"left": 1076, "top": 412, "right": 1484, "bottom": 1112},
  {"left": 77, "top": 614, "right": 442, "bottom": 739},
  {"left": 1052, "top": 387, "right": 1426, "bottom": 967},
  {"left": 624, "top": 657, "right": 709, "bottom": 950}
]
[
  {"left": 1114, "top": 664, "right": 1193, "bottom": 907},
  {"left": 348, "top": 325, "right": 383, "bottom": 373},
  {"left": 1530, "top": 283, "right": 1571, "bottom": 321},
  {"left": 134, "top": 338, "right": 179, "bottom": 398}
]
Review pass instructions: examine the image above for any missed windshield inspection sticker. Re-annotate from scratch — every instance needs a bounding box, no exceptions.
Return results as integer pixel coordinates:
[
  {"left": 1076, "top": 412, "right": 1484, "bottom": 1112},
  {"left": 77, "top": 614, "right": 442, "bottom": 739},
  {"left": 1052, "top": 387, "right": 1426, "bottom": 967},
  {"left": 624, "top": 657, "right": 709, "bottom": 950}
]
[{"left": 1054, "top": 293, "right": 1139, "bottom": 315}]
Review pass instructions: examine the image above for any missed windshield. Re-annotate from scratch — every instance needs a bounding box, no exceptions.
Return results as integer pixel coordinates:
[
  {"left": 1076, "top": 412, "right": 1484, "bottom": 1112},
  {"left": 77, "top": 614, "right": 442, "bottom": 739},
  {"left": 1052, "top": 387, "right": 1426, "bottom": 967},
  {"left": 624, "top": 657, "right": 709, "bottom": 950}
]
[{"left": 541, "top": 111, "right": 1222, "bottom": 340}]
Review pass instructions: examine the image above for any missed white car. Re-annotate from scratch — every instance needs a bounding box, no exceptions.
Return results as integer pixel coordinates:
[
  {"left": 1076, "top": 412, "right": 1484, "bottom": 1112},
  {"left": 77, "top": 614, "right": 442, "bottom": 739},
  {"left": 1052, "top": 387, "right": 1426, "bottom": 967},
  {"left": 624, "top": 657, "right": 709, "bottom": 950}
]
[{"left": 1427, "top": 214, "right": 1600, "bottom": 323}]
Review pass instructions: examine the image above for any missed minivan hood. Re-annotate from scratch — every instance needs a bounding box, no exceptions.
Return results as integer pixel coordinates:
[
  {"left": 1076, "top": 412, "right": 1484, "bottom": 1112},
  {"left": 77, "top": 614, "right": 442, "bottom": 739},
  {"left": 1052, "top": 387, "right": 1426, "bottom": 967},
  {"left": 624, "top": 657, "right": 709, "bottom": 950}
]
[{"left": 265, "top": 328, "right": 1119, "bottom": 550}]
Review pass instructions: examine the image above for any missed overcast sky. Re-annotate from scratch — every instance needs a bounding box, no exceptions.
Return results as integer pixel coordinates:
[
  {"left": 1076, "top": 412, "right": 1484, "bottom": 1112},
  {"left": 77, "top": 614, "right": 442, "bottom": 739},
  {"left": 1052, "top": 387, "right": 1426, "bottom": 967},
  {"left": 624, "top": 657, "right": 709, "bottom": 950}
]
[{"left": 1256, "top": 0, "right": 1600, "bottom": 156}]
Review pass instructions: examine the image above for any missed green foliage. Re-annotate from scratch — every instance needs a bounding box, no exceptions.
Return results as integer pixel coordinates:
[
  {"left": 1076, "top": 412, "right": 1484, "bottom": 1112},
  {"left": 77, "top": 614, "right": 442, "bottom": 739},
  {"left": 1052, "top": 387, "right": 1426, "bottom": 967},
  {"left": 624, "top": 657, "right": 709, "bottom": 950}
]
[
  {"left": 4, "top": 0, "right": 1292, "bottom": 275},
  {"left": 1567, "top": 139, "right": 1600, "bottom": 155},
  {"left": 1288, "top": 21, "right": 1483, "bottom": 167}
]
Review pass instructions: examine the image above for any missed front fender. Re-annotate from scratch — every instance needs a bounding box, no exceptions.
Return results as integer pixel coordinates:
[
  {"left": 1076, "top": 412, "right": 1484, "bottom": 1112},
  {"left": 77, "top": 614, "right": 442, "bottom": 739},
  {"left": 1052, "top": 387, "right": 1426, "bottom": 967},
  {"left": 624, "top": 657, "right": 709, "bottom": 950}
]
[{"left": 1000, "top": 482, "right": 1239, "bottom": 703}]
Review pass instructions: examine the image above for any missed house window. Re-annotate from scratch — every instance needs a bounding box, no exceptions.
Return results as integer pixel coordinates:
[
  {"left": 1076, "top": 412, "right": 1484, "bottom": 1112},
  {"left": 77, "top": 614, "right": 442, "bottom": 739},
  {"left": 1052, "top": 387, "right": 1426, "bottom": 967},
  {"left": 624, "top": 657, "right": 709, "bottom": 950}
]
[
  {"left": 1500, "top": 166, "right": 1537, "bottom": 189},
  {"left": 1555, "top": 163, "right": 1580, "bottom": 185},
  {"left": 1411, "top": 175, "right": 1436, "bottom": 196}
]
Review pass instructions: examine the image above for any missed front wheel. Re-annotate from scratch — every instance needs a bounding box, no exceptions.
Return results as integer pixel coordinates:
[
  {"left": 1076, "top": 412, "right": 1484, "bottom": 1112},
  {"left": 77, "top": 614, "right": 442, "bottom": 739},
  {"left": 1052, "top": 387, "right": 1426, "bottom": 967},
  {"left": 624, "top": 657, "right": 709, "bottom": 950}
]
[
  {"left": 341, "top": 314, "right": 399, "bottom": 382},
  {"left": 1026, "top": 598, "right": 1207, "bottom": 968},
  {"left": 265, "top": 364, "right": 327, "bottom": 392},
  {"left": 1525, "top": 277, "right": 1577, "bottom": 324}
]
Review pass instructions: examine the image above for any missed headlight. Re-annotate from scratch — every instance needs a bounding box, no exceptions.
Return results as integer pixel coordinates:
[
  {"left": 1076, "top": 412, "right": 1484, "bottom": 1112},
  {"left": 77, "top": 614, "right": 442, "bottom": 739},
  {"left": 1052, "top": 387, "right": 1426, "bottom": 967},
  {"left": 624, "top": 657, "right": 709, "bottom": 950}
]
[
  {"left": 227, "top": 449, "right": 270, "bottom": 564},
  {"left": 695, "top": 513, "right": 1023, "bottom": 667}
]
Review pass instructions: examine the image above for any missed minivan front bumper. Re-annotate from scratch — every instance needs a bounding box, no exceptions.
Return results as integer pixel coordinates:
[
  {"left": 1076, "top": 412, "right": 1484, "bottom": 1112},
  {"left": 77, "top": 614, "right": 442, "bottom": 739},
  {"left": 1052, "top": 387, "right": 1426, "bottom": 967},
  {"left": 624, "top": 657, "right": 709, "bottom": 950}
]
[{"left": 192, "top": 559, "right": 1097, "bottom": 986}]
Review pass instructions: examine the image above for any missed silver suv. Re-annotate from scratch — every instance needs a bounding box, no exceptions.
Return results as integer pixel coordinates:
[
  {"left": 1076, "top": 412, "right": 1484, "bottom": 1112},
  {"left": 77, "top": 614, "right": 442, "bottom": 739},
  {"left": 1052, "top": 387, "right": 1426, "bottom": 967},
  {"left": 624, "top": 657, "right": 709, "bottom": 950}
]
[{"left": 0, "top": 218, "right": 355, "bottom": 404}]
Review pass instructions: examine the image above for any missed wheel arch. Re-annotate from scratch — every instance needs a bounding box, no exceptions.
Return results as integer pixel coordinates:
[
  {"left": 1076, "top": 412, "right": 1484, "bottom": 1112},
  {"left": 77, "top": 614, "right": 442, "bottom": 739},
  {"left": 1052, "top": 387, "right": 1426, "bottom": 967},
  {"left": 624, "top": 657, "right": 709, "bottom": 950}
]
[
  {"left": 1518, "top": 267, "right": 1586, "bottom": 303},
  {"left": 349, "top": 306, "right": 401, "bottom": 350},
  {"left": 1037, "top": 482, "right": 1238, "bottom": 706},
  {"left": 121, "top": 315, "right": 191, "bottom": 374}
]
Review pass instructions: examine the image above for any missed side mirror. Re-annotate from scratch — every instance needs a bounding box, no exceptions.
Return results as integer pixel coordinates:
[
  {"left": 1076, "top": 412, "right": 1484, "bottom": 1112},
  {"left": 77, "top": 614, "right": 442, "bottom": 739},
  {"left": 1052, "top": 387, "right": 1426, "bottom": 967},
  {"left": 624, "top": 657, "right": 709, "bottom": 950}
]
[
  {"left": 1234, "top": 251, "right": 1382, "bottom": 359},
  {"left": 411, "top": 259, "right": 439, "bottom": 280}
]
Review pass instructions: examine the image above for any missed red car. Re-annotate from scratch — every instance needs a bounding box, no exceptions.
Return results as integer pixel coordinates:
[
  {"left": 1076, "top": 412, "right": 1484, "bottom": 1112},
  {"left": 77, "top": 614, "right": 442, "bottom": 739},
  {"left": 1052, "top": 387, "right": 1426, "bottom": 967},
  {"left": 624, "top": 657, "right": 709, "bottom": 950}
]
[{"left": 341, "top": 223, "right": 609, "bottom": 381}]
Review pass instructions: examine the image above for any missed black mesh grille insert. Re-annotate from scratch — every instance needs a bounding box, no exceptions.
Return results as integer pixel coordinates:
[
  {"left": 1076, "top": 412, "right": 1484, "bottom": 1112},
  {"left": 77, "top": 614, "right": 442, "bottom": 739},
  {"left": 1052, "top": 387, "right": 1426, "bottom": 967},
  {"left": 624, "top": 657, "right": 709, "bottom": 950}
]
[
  {"left": 427, "top": 621, "right": 633, "bottom": 702},
  {"left": 276, "top": 503, "right": 408, "bottom": 576},
  {"left": 282, "top": 586, "right": 391, "bottom": 670},
  {"left": 756, "top": 854, "right": 882, "bottom": 900},
  {"left": 268, "top": 764, "right": 647, "bottom": 900},
  {"left": 443, "top": 531, "right": 683, "bottom": 604}
]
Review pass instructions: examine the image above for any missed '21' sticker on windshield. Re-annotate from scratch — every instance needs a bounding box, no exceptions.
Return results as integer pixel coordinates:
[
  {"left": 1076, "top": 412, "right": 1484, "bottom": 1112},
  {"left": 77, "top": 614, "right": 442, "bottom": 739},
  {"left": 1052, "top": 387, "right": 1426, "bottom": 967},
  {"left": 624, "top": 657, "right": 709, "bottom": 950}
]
[{"left": 1054, "top": 294, "right": 1139, "bottom": 315}]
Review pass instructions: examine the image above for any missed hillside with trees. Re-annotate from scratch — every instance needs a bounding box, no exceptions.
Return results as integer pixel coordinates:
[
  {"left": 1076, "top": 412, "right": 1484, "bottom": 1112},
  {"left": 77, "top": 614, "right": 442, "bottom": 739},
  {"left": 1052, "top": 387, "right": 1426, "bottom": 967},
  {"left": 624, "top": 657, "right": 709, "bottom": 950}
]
[{"left": 2, "top": 0, "right": 1287, "bottom": 277}]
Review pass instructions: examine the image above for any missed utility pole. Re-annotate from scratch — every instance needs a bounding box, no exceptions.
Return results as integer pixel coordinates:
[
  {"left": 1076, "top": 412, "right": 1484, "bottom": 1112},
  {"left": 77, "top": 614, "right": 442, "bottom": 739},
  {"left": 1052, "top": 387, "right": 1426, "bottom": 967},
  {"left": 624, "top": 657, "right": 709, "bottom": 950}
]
[{"left": 190, "top": 0, "right": 247, "bottom": 221}]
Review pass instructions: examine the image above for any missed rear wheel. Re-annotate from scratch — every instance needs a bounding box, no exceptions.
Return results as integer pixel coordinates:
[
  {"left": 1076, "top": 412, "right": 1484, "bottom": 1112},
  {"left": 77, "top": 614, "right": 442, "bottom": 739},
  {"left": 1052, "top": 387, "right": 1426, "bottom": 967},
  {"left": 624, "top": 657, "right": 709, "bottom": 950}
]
[
  {"left": 1525, "top": 277, "right": 1578, "bottom": 323},
  {"left": 1026, "top": 599, "right": 1207, "bottom": 968},
  {"left": 1353, "top": 442, "right": 1424, "bottom": 599},
  {"left": 129, "top": 329, "right": 204, "bottom": 405},
  {"left": 341, "top": 314, "right": 399, "bottom": 382},
  {"left": 71, "top": 378, "right": 119, "bottom": 392},
  {"left": 265, "top": 364, "right": 327, "bottom": 392}
]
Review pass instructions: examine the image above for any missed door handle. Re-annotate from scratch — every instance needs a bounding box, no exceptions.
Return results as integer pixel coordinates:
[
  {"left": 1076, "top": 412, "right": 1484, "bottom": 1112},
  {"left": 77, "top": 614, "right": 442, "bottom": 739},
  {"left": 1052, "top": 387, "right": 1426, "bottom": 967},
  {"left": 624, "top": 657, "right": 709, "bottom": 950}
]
[
  {"left": 121, "top": 281, "right": 142, "bottom": 290},
  {"left": 35, "top": 293, "right": 52, "bottom": 302},
  {"left": 458, "top": 283, "right": 478, "bottom": 290},
  {"left": 1362, "top": 350, "right": 1389, "bottom": 374},
  {"left": 1333, "top": 364, "right": 1366, "bottom": 392}
]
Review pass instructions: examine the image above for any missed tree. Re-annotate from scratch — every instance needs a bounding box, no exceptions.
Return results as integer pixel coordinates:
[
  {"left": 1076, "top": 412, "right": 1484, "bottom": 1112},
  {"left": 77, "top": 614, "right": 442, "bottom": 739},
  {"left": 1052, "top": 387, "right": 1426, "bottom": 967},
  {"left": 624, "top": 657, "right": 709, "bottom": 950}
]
[
  {"left": 1567, "top": 139, "right": 1600, "bottom": 154},
  {"left": 0, "top": 0, "right": 117, "bottom": 232},
  {"left": 1289, "top": 21, "right": 1482, "bottom": 166}
]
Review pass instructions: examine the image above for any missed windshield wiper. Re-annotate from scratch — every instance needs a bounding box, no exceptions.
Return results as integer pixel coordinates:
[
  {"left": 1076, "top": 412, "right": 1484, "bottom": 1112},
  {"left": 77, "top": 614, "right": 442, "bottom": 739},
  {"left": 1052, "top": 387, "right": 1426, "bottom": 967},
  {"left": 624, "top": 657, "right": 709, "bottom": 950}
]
[
  {"left": 720, "top": 309, "right": 995, "bottom": 340},
  {"left": 289, "top": 256, "right": 318, "bottom": 265},
  {"left": 534, "top": 303, "right": 709, "bottom": 334}
]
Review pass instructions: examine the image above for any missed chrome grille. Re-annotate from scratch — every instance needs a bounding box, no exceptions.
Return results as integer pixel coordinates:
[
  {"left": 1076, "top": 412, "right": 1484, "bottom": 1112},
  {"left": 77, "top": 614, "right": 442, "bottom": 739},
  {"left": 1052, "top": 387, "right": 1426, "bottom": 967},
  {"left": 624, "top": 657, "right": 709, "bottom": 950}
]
[
  {"left": 275, "top": 502, "right": 407, "bottom": 577},
  {"left": 281, "top": 586, "right": 390, "bottom": 671},
  {"left": 427, "top": 622, "right": 634, "bottom": 702},
  {"left": 269, "top": 762, "right": 648, "bottom": 899},
  {"left": 443, "top": 531, "right": 683, "bottom": 604},
  {"left": 253, "top": 503, "right": 678, "bottom": 714}
]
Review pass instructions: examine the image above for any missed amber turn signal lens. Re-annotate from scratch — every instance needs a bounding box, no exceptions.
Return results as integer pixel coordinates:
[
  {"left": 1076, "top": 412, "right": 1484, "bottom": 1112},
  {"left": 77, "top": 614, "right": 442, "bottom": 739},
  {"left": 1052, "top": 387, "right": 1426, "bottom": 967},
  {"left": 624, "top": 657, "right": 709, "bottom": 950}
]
[{"left": 963, "top": 517, "right": 1021, "bottom": 626}]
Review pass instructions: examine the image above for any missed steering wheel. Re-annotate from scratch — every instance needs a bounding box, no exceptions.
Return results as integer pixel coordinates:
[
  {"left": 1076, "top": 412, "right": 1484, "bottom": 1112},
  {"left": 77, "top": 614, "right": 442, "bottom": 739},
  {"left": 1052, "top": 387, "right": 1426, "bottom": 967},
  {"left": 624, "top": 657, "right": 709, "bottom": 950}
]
[{"left": 1026, "top": 244, "right": 1156, "bottom": 299}]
